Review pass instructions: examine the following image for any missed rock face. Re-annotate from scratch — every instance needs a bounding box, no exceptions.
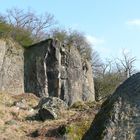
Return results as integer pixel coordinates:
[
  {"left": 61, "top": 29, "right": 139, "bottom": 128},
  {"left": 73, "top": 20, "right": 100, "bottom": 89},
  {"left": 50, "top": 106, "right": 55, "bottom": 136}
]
[
  {"left": 83, "top": 73, "right": 140, "bottom": 140},
  {"left": 0, "top": 38, "right": 24, "bottom": 94},
  {"left": 0, "top": 38, "right": 95, "bottom": 106},
  {"left": 24, "top": 39, "right": 95, "bottom": 105}
]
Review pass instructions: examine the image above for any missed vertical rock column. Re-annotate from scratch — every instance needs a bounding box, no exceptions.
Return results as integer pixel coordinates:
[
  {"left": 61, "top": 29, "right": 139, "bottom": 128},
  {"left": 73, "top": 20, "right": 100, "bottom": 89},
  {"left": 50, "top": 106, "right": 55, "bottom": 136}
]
[
  {"left": 45, "top": 39, "right": 61, "bottom": 98},
  {"left": 24, "top": 40, "right": 51, "bottom": 97},
  {"left": 82, "top": 60, "right": 95, "bottom": 102},
  {"left": 0, "top": 38, "right": 24, "bottom": 94}
]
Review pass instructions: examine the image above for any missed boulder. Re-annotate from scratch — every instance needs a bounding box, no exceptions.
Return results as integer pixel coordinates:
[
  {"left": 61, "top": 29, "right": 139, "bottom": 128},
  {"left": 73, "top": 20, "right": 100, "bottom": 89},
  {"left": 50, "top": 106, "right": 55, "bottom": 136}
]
[
  {"left": 82, "top": 73, "right": 140, "bottom": 140},
  {"left": 37, "top": 97, "right": 68, "bottom": 120},
  {"left": 39, "top": 107, "right": 58, "bottom": 120},
  {"left": 13, "top": 99, "right": 27, "bottom": 110},
  {"left": 36, "top": 97, "right": 68, "bottom": 109}
]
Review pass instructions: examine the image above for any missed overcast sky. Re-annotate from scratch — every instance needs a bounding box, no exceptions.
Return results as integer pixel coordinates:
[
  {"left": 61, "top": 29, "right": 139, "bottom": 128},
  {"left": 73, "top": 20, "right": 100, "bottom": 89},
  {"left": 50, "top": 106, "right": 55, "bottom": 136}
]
[{"left": 1, "top": 0, "right": 140, "bottom": 70}]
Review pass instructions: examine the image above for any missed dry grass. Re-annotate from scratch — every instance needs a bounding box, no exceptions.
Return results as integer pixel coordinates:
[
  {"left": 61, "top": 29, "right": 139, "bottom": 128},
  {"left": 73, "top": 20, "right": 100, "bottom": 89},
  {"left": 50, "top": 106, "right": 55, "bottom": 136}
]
[
  {"left": 0, "top": 92, "right": 100, "bottom": 140},
  {"left": 0, "top": 92, "right": 40, "bottom": 140}
]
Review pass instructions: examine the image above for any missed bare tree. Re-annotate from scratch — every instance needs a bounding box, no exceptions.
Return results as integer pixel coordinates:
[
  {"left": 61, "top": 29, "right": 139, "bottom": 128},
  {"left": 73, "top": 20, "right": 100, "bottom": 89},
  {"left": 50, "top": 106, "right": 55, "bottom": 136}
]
[
  {"left": 91, "top": 50, "right": 103, "bottom": 75},
  {"left": 92, "top": 52, "right": 114, "bottom": 78},
  {"left": 93, "top": 50, "right": 137, "bottom": 101},
  {"left": 117, "top": 50, "right": 136, "bottom": 78},
  {"left": 4, "top": 8, "right": 56, "bottom": 41}
]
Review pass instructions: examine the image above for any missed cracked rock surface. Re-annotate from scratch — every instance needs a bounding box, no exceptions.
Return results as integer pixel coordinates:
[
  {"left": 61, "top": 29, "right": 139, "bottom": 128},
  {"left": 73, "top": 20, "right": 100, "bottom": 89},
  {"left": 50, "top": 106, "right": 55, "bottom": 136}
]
[{"left": 24, "top": 39, "right": 95, "bottom": 105}]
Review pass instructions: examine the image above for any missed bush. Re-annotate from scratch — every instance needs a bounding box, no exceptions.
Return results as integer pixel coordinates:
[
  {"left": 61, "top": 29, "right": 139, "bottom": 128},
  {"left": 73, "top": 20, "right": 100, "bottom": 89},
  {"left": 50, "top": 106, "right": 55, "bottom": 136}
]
[
  {"left": 0, "top": 22, "right": 34, "bottom": 47},
  {"left": 94, "top": 73, "right": 125, "bottom": 101}
]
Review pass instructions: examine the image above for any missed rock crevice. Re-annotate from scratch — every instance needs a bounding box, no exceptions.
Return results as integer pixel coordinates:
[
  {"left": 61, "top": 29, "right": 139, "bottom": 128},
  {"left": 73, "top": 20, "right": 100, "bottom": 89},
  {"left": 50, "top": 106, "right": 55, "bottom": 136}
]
[{"left": 24, "top": 39, "right": 95, "bottom": 105}]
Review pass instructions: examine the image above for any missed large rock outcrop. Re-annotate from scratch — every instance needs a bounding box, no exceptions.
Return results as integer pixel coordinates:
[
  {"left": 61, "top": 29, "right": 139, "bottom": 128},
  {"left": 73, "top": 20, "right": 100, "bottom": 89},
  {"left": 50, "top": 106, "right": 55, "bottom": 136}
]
[
  {"left": 24, "top": 39, "right": 95, "bottom": 105},
  {"left": 83, "top": 73, "right": 140, "bottom": 140},
  {"left": 0, "top": 38, "right": 24, "bottom": 94},
  {"left": 0, "top": 38, "right": 95, "bottom": 106}
]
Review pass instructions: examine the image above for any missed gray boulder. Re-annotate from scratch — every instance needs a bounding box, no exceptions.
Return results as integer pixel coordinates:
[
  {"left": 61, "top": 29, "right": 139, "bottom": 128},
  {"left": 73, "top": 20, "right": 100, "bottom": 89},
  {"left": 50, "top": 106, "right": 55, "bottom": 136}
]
[
  {"left": 39, "top": 106, "right": 58, "bottom": 120},
  {"left": 83, "top": 73, "right": 140, "bottom": 140},
  {"left": 37, "top": 97, "right": 68, "bottom": 120},
  {"left": 37, "top": 96, "right": 68, "bottom": 109}
]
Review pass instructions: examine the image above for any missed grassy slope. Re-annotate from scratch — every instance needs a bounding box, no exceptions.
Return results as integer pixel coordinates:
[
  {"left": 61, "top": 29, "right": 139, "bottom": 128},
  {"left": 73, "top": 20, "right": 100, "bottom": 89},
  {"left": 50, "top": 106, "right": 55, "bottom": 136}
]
[{"left": 0, "top": 92, "right": 100, "bottom": 140}]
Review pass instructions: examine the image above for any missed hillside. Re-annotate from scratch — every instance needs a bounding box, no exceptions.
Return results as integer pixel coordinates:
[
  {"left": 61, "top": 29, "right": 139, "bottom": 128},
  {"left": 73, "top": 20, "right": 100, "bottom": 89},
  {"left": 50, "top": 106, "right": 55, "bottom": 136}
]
[
  {"left": 0, "top": 92, "right": 100, "bottom": 139},
  {"left": 0, "top": 37, "right": 97, "bottom": 139}
]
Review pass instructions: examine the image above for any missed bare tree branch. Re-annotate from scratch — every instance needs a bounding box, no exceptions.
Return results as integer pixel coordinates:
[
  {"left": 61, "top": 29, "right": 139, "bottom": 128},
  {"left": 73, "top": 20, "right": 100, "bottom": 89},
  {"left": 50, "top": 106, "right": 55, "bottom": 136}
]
[{"left": 4, "top": 8, "right": 56, "bottom": 42}]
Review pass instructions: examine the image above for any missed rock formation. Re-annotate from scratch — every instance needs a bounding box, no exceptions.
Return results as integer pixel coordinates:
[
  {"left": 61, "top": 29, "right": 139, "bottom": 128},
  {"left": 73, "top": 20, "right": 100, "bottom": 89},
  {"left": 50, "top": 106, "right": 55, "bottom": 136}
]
[
  {"left": 0, "top": 37, "right": 95, "bottom": 105},
  {"left": 24, "top": 39, "right": 95, "bottom": 105},
  {"left": 0, "top": 38, "right": 24, "bottom": 94},
  {"left": 83, "top": 73, "right": 140, "bottom": 140},
  {"left": 37, "top": 97, "right": 68, "bottom": 120}
]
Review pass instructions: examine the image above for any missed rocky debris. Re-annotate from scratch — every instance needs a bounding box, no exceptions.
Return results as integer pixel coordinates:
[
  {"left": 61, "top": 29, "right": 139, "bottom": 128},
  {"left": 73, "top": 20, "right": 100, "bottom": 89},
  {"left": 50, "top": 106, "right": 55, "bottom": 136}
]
[
  {"left": 36, "top": 97, "right": 68, "bottom": 109},
  {"left": 25, "top": 38, "right": 95, "bottom": 105},
  {"left": 82, "top": 73, "right": 140, "bottom": 140},
  {"left": 0, "top": 38, "right": 24, "bottom": 94},
  {"left": 37, "top": 97, "right": 68, "bottom": 120},
  {"left": 13, "top": 99, "right": 27, "bottom": 109}
]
